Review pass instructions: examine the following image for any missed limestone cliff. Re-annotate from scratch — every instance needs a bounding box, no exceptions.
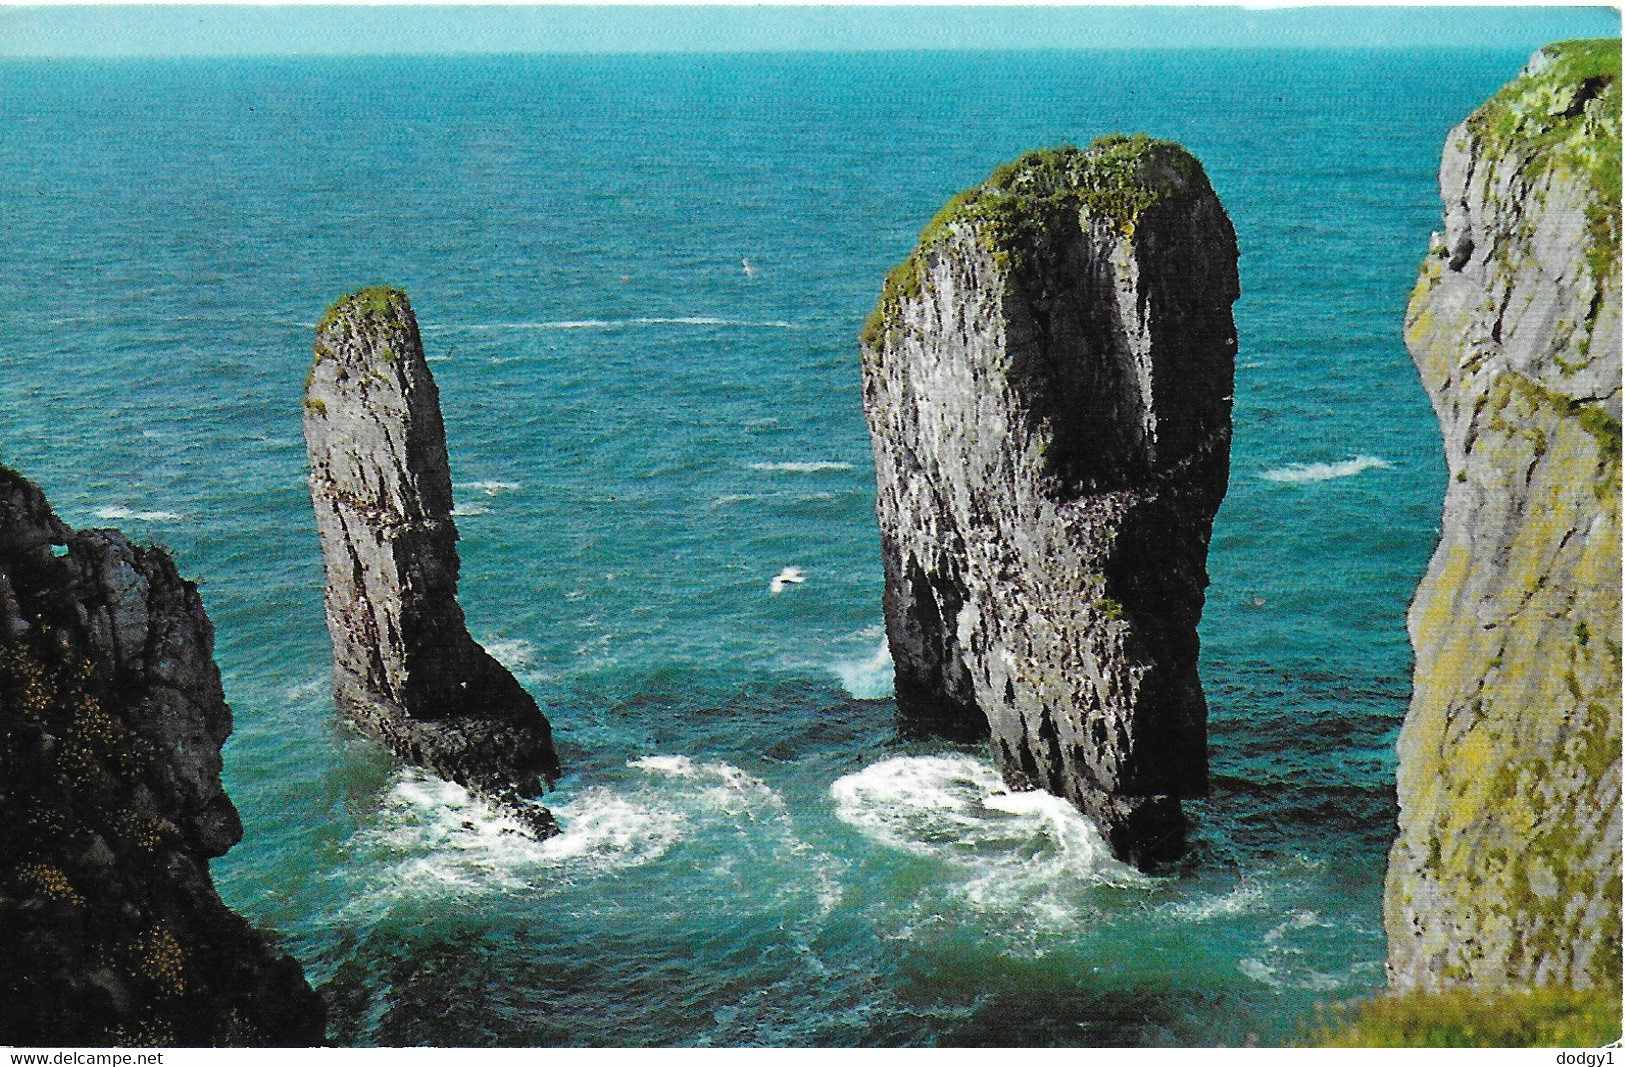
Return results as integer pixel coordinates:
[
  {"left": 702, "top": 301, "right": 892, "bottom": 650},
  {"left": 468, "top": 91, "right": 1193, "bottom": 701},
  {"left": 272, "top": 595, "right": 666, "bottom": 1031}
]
[
  {"left": 1385, "top": 40, "right": 1622, "bottom": 990},
  {"left": 860, "top": 136, "right": 1239, "bottom": 869},
  {"left": 303, "top": 288, "right": 559, "bottom": 834},
  {"left": 0, "top": 465, "right": 325, "bottom": 1046}
]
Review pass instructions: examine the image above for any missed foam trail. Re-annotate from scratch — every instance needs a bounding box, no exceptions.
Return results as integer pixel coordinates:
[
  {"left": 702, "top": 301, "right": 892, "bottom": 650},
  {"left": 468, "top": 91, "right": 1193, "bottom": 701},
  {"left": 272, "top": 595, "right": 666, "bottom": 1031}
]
[
  {"left": 455, "top": 480, "right": 521, "bottom": 495},
  {"left": 93, "top": 506, "right": 182, "bottom": 522},
  {"left": 1260, "top": 455, "right": 1391, "bottom": 484},
  {"left": 450, "top": 504, "right": 489, "bottom": 517},
  {"left": 747, "top": 461, "right": 854, "bottom": 473},
  {"left": 833, "top": 639, "right": 894, "bottom": 699},
  {"left": 422, "top": 317, "right": 800, "bottom": 332}
]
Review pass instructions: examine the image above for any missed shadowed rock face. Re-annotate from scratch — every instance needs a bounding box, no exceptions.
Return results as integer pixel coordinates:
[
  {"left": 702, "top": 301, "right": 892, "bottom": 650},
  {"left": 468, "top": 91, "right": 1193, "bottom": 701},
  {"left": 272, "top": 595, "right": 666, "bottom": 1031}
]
[
  {"left": 0, "top": 465, "right": 325, "bottom": 1046},
  {"left": 1385, "top": 41, "right": 1622, "bottom": 991},
  {"left": 861, "top": 136, "right": 1239, "bottom": 869},
  {"left": 303, "top": 288, "right": 559, "bottom": 832}
]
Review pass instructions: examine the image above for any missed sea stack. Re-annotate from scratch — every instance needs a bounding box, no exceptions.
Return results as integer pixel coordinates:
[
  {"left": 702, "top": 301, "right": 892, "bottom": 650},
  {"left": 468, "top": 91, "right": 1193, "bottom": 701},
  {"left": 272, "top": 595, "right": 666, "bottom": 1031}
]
[
  {"left": 0, "top": 466, "right": 325, "bottom": 1045},
  {"left": 303, "top": 288, "right": 560, "bottom": 832},
  {"left": 1385, "top": 41, "right": 1622, "bottom": 989},
  {"left": 860, "top": 135, "right": 1239, "bottom": 869}
]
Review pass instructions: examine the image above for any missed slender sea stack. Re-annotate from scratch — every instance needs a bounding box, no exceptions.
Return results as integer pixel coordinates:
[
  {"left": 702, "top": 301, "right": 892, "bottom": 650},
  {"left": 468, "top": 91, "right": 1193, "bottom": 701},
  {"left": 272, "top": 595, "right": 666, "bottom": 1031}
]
[
  {"left": 1385, "top": 41, "right": 1622, "bottom": 990},
  {"left": 303, "top": 288, "right": 559, "bottom": 833},
  {"left": 0, "top": 466, "right": 324, "bottom": 1045},
  {"left": 860, "top": 135, "right": 1239, "bottom": 869}
]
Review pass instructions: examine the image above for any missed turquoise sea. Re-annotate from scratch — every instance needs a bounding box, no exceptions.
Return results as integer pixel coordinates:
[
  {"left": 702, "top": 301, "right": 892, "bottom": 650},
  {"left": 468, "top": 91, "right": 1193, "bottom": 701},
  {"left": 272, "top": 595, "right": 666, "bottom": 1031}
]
[{"left": 0, "top": 46, "right": 1568, "bottom": 1045}]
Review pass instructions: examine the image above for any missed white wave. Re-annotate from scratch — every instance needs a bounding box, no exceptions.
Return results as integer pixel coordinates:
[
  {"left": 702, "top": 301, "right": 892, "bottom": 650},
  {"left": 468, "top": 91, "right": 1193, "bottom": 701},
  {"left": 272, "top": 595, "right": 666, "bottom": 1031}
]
[
  {"left": 832, "top": 639, "right": 894, "bottom": 700},
  {"left": 1260, "top": 455, "right": 1391, "bottom": 484},
  {"left": 747, "top": 461, "right": 854, "bottom": 473},
  {"left": 1157, "top": 877, "right": 1268, "bottom": 922},
  {"left": 830, "top": 754, "right": 1144, "bottom": 887},
  {"left": 483, "top": 638, "right": 535, "bottom": 671},
  {"left": 450, "top": 504, "right": 489, "bottom": 517},
  {"left": 455, "top": 479, "right": 521, "bottom": 496},
  {"left": 338, "top": 754, "right": 818, "bottom": 921},
  {"left": 628, "top": 754, "right": 701, "bottom": 777},
  {"left": 1238, "top": 910, "right": 1348, "bottom": 990},
  {"left": 93, "top": 506, "right": 182, "bottom": 522},
  {"left": 422, "top": 317, "right": 800, "bottom": 332}
]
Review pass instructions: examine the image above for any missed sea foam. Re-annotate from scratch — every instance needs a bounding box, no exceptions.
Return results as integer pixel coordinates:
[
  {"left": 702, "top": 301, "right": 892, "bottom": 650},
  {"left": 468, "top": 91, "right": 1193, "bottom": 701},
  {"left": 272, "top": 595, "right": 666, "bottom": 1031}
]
[
  {"left": 336, "top": 756, "right": 816, "bottom": 919},
  {"left": 455, "top": 479, "right": 521, "bottom": 495},
  {"left": 423, "top": 317, "right": 800, "bottom": 332},
  {"left": 747, "top": 461, "right": 854, "bottom": 473},
  {"left": 830, "top": 754, "right": 1144, "bottom": 885},
  {"left": 93, "top": 505, "right": 182, "bottom": 522},
  {"left": 832, "top": 638, "right": 894, "bottom": 700},
  {"left": 1260, "top": 455, "right": 1391, "bottom": 484}
]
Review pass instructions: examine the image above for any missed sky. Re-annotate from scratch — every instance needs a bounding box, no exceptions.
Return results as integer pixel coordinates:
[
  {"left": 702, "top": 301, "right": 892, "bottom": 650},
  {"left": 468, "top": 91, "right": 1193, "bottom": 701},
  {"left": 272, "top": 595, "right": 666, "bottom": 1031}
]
[{"left": 0, "top": 4, "right": 1618, "bottom": 57}]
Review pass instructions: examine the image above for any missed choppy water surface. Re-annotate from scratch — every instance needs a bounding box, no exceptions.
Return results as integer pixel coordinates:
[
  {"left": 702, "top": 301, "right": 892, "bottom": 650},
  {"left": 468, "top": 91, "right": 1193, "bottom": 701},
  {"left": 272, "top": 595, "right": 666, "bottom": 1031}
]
[{"left": 0, "top": 48, "right": 1529, "bottom": 1045}]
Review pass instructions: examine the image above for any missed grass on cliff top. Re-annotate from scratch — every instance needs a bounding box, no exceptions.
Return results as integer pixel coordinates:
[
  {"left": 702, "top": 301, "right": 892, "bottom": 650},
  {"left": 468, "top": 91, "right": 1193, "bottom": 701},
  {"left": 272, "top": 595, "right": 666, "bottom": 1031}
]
[
  {"left": 316, "top": 286, "right": 411, "bottom": 334},
  {"left": 1309, "top": 986, "right": 1623, "bottom": 1047},
  {"left": 1469, "top": 38, "right": 1621, "bottom": 278},
  {"left": 859, "top": 133, "right": 1208, "bottom": 351}
]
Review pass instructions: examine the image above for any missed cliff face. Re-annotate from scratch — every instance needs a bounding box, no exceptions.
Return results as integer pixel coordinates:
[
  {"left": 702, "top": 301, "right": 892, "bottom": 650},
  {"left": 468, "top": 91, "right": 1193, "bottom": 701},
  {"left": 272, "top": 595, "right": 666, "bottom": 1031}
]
[
  {"left": 303, "top": 288, "right": 559, "bottom": 832},
  {"left": 1386, "top": 40, "right": 1622, "bottom": 991},
  {"left": 0, "top": 466, "right": 325, "bottom": 1046},
  {"left": 861, "top": 136, "right": 1239, "bottom": 869}
]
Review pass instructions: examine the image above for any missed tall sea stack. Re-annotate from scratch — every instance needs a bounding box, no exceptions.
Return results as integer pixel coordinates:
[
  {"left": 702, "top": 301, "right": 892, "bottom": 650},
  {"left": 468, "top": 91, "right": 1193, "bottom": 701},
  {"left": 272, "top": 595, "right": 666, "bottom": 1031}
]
[
  {"left": 860, "top": 136, "right": 1239, "bottom": 869},
  {"left": 1385, "top": 41, "right": 1622, "bottom": 990},
  {"left": 0, "top": 466, "right": 324, "bottom": 1045},
  {"left": 303, "top": 288, "right": 560, "bottom": 831}
]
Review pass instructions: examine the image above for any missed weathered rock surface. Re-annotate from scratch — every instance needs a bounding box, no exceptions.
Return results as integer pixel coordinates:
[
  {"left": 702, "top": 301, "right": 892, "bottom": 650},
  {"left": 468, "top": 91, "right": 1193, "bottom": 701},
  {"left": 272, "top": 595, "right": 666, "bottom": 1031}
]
[
  {"left": 1385, "top": 40, "right": 1622, "bottom": 991},
  {"left": 304, "top": 288, "right": 559, "bottom": 833},
  {"left": 0, "top": 465, "right": 325, "bottom": 1046},
  {"left": 860, "top": 136, "right": 1239, "bottom": 869}
]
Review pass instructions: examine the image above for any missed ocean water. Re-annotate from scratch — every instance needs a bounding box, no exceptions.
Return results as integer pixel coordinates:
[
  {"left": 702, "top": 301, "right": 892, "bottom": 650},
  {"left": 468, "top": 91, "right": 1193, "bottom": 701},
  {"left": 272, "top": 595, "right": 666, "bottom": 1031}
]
[{"left": 0, "top": 48, "right": 1531, "bottom": 1046}]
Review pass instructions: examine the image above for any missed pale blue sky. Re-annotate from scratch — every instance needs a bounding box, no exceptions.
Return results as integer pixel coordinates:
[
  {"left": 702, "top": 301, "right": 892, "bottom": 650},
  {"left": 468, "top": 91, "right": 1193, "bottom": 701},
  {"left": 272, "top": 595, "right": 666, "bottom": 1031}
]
[{"left": 0, "top": 5, "right": 1617, "bottom": 57}]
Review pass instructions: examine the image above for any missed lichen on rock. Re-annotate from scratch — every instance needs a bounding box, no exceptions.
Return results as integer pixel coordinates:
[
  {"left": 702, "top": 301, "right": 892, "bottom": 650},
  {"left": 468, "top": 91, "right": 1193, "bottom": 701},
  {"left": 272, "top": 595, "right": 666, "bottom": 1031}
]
[
  {"left": 0, "top": 465, "right": 325, "bottom": 1046},
  {"left": 860, "top": 134, "right": 1239, "bottom": 869},
  {"left": 303, "top": 288, "right": 560, "bottom": 835},
  {"left": 1385, "top": 39, "right": 1622, "bottom": 992}
]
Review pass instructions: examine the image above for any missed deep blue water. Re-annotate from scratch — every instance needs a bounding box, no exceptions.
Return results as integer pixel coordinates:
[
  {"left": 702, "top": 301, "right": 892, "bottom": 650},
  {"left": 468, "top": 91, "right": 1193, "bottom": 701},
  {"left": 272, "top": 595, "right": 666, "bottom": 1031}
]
[{"left": 0, "top": 48, "right": 1533, "bottom": 1045}]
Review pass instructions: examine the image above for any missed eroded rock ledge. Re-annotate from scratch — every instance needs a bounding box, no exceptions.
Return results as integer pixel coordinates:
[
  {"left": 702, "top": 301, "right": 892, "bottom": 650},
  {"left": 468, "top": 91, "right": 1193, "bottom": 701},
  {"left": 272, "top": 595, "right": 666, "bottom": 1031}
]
[
  {"left": 0, "top": 466, "right": 325, "bottom": 1046},
  {"left": 1385, "top": 40, "right": 1622, "bottom": 990},
  {"left": 861, "top": 135, "right": 1239, "bottom": 869},
  {"left": 303, "top": 288, "right": 559, "bottom": 834}
]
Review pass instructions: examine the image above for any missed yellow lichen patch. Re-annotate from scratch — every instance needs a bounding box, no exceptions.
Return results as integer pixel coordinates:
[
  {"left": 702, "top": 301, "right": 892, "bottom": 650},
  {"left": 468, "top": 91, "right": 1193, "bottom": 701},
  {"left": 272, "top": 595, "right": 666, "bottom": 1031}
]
[
  {"left": 15, "top": 862, "right": 83, "bottom": 906},
  {"left": 127, "top": 922, "right": 188, "bottom": 998}
]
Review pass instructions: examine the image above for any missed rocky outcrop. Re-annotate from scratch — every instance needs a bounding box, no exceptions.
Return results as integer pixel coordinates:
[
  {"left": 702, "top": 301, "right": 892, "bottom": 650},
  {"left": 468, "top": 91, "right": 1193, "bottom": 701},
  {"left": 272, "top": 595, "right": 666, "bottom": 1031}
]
[
  {"left": 860, "top": 135, "right": 1239, "bottom": 869},
  {"left": 1385, "top": 40, "right": 1622, "bottom": 990},
  {"left": 303, "top": 288, "right": 559, "bottom": 833},
  {"left": 0, "top": 465, "right": 325, "bottom": 1046}
]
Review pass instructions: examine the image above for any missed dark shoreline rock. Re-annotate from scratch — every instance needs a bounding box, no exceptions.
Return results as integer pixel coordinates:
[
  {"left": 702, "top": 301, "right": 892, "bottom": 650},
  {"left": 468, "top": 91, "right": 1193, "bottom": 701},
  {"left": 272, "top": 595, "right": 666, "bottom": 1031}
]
[
  {"left": 860, "top": 135, "right": 1239, "bottom": 869},
  {"left": 303, "top": 288, "right": 560, "bottom": 834},
  {"left": 1384, "top": 40, "right": 1622, "bottom": 991},
  {"left": 0, "top": 465, "right": 325, "bottom": 1046}
]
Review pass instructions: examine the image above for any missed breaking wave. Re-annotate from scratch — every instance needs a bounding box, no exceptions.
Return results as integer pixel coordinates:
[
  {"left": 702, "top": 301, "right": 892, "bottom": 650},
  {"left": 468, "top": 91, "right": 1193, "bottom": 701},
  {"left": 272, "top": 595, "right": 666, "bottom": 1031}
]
[
  {"left": 832, "top": 638, "right": 894, "bottom": 700},
  {"left": 1260, "top": 455, "right": 1391, "bottom": 484},
  {"left": 93, "top": 505, "right": 182, "bottom": 522},
  {"left": 747, "top": 461, "right": 854, "bottom": 473}
]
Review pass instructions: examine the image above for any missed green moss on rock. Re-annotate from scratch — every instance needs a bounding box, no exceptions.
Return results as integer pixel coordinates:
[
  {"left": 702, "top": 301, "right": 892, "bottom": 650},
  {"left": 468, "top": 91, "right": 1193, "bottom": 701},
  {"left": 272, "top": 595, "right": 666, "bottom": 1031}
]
[
  {"left": 316, "top": 286, "right": 409, "bottom": 333},
  {"left": 1311, "top": 986, "right": 1623, "bottom": 1047},
  {"left": 1467, "top": 38, "right": 1622, "bottom": 279},
  {"left": 860, "top": 134, "right": 1212, "bottom": 351}
]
